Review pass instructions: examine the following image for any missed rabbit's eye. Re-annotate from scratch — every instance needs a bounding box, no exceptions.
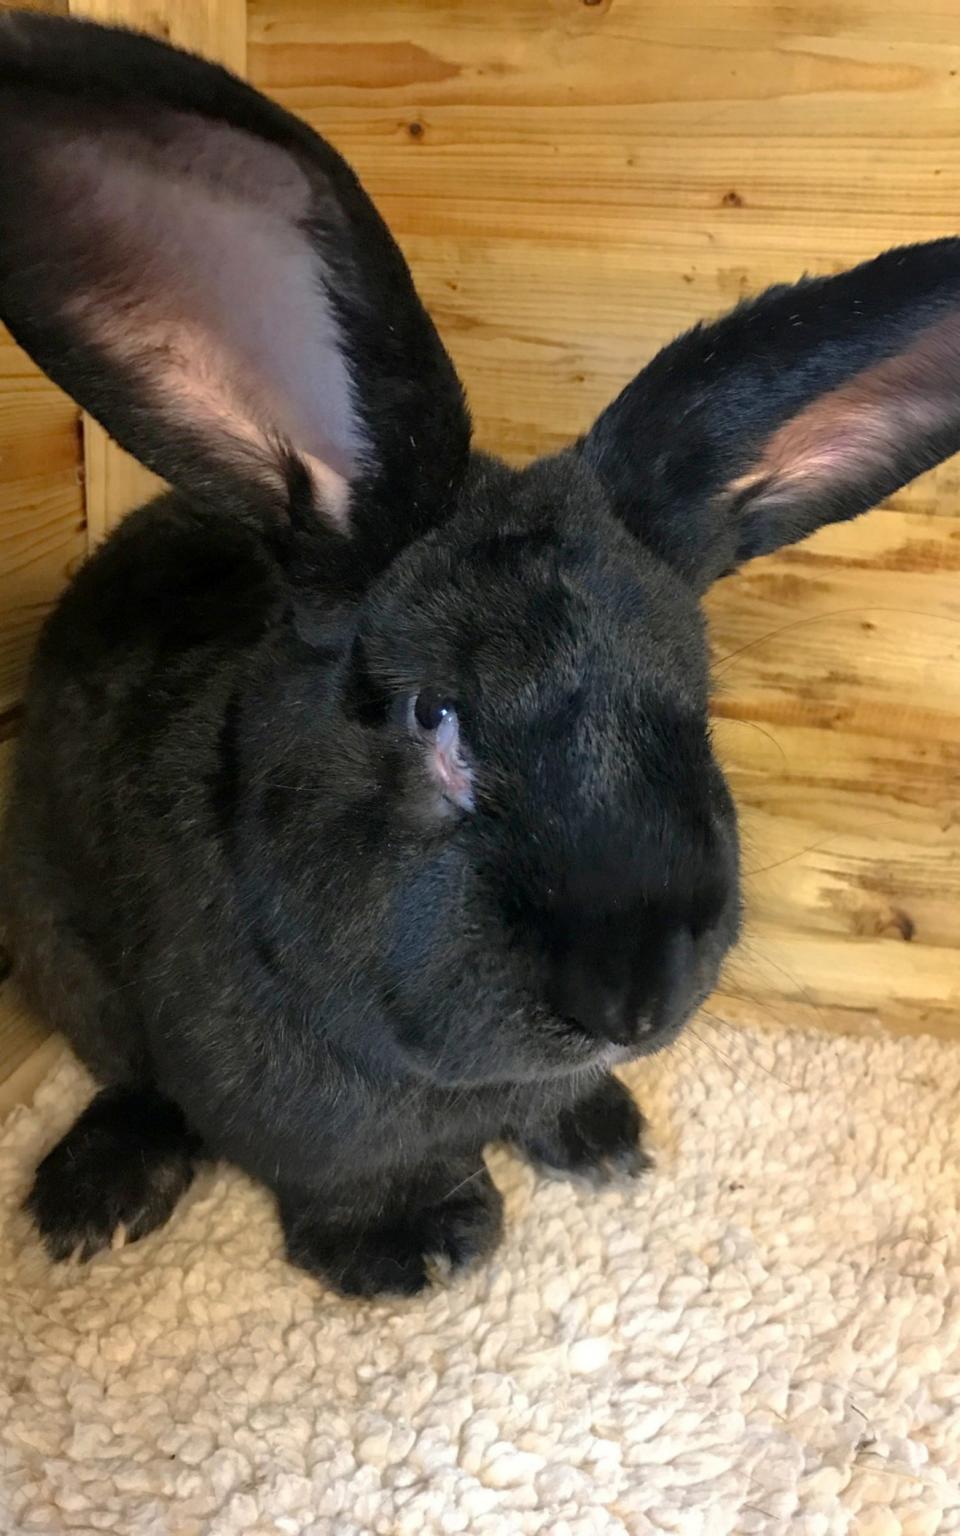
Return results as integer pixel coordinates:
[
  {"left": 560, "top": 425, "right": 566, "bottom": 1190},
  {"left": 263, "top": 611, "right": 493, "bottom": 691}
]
[
  {"left": 414, "top": 690, "right": 456, "bottom": 732},
  {"left": 409, "top": 692, "right": 474, "bottom": 812}
]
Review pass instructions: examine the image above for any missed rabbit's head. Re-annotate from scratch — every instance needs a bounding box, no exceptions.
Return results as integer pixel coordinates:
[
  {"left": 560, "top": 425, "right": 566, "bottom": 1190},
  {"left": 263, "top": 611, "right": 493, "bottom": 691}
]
[
  {"left": 3, "top": 15, "right": 960, "bottom": 1086},
  {"left": 335, "top": 450, "right": 738, "bottom": 1082}
]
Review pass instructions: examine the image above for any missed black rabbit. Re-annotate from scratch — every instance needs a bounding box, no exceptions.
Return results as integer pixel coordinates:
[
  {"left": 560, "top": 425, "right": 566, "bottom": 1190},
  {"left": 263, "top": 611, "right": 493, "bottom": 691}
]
[{"left": 2, "top": 13, "right": 959, "bottom": 1296}]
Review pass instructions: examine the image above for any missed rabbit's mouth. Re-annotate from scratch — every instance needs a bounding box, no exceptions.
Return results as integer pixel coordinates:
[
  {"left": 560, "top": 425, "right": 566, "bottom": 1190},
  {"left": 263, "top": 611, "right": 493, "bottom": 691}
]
[
  {"left": 558, "top": 1010, "right": 687, "bottom": 1066},
  {"left": 389, "top": 987, "right": 691, "bottom": 1087}
]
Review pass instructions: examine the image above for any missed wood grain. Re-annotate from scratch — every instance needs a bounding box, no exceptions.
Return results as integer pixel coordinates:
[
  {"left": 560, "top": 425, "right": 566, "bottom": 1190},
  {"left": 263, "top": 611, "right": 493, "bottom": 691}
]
[
  {"left": 250, "top": 0, "right": 960, "bottom": 1034},
  {"left": 0, "top": 329, "right": 84, "bottom": 719},
  {"left": 72, "top": 0, "right": 246, "bottom": 67},
  {"left": 0, "top": 1, "right": 82, "bottom": 719},
  {"left": 0, "top": 740, "right": 51, "bottom": 1087}
]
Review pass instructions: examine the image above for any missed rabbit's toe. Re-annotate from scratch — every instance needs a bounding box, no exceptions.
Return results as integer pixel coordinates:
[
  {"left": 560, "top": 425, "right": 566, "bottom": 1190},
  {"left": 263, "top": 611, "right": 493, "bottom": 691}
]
[
  {"left": 521, "top": 1073, "right": 653, "bottom": 1181},
  {"left": 281, "top": 1169, "right": 503, "bottom": 1298},
  {"left": 25, "top": 1085, "right": 199, "bottom": 1262}
]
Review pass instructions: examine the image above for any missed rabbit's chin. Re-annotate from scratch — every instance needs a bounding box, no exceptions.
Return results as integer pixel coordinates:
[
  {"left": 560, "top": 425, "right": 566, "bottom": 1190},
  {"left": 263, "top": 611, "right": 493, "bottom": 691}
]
[
  {"left": 585, "top": 1024, "right": 688, "bottom": 1071},
  {"left": 391, "top": 1023, "right": 609, "bottom": 1089},
  {"left": 392, "top": 1012, "right": 683, "bottom": 1090}
]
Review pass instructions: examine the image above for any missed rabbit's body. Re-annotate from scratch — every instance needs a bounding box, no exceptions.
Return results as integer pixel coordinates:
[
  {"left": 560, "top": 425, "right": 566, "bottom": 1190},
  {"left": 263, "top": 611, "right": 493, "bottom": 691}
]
[
  {"left": 3, "top": 13, "right": 960, "bottom": 1295},
  {"left": 4, "top": 462, "right": 665, "bottom": 1289},
  {"left": 3, "top": 487, "right": 569, "bottom": 1144}
]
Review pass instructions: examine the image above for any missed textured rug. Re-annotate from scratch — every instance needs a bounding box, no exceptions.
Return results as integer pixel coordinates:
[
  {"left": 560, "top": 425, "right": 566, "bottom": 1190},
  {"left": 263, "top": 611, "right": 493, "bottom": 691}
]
[{"left": 1, "top": 1025, "right": 958, "bottom": 1536}]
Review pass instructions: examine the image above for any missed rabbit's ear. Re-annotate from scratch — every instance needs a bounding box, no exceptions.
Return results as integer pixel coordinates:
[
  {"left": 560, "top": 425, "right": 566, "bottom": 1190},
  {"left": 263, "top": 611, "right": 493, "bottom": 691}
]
[
  {"left": 579, "top": 240, "right": 960, "bottom": 591},
  {"left": 0, "top": 14, "right": 469, "bottom": 568}
]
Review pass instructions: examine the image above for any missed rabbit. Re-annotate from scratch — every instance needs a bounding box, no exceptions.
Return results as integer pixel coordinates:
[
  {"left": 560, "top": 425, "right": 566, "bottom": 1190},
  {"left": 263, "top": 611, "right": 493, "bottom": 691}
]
[{"left": 1, "top": 12, "right": 960, "bottom": 1298}]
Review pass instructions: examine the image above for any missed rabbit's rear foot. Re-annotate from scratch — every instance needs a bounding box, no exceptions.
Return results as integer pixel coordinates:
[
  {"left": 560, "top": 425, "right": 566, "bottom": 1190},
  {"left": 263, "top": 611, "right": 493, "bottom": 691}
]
[
  {"left": 280, "top": 1164, "right": 503, "bottom": 1298},
  {"left": 25, "top": 1085, "right": 200, "bottom": 1261},
  {"left": 519, "top": 1072, "right": 653, "bottom": 1180}
]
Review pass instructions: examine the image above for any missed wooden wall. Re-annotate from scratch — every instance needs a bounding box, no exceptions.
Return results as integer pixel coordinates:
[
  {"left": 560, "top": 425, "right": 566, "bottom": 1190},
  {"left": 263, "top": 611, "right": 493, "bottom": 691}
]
[
  {"left": 0, "top": 1, "right": 84, "bottom": 732},
  {"left": 0, "top": 1, "right": 956, "bottom": 1043},
  {"left": 249, "top": 0, "right": 960, "bottom": 1036}
]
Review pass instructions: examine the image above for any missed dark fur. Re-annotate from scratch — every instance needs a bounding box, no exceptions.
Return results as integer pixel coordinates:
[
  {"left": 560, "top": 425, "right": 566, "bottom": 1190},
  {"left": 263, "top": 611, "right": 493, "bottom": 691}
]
[
  {"left": 25, "top": 1086, "right": 200, "bottom": 1261},
  {"left": 2, "top": 14, "right": 959, "bottom": 1295}
]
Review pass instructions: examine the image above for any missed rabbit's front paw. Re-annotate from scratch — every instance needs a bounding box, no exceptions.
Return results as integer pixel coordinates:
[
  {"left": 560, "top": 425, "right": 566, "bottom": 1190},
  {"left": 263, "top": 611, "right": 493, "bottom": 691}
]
[
  {"left": 280, "top": 1168, "right": 503, "bottom": 1298},
  {"left": 25, "top": 1085, "right": 199, "bottom": 1262},
  {"left": 521, "top": 1073, "right": 652, "bottom": 1180}
]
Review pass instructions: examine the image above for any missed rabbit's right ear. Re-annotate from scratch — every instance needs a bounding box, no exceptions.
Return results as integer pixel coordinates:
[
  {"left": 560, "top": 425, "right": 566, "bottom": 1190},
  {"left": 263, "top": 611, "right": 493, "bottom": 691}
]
[
  {"left": 0, "top": 14, "right": 470, "bottom": 577},
  {"left": 578, "top": 239, "right": 960, "bottom": 592}
]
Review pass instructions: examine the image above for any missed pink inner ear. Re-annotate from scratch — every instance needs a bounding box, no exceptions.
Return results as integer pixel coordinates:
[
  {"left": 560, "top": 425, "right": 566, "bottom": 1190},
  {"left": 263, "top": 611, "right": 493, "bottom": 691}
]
[
  {"left": 728, "top": 310, "right": 960, "bottom": 505},
  {"left": 50, "top": 113, "right": 369, "bottom": 521},
  {"left": 115, "top": 317, "right": 355, "bottom": 525}
]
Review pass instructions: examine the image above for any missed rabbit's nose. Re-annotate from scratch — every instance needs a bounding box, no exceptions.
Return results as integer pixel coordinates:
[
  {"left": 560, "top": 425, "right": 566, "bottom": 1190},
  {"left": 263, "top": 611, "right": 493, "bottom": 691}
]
[
  {"left": 548, "top": 955, "right": 638, "bottom": 1046},
  {"left": 549, "top": 927, "right": 697, "bottom": 1047}
]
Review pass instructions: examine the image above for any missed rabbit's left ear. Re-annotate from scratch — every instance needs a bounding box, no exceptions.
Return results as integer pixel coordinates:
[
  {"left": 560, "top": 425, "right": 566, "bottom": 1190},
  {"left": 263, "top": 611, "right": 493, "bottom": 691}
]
[
  {"left": 0, "top": 13, "right": 469, "bottom": 575},
  {"left": 578, "top": 240, "right": 960, "bottom": 591}
]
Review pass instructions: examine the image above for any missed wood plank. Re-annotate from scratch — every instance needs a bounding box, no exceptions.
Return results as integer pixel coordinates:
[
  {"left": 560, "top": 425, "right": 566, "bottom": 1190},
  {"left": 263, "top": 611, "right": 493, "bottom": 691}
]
[
  {"left": 249, "top": 0, "right": 960, "bottom": 1033},
  {"left": 68, "top": 0, "right": 248, "bottom": 541},
  {"left": 73, "top": 0, "right": 247, "bottom": 68},
  {"left": 0, "top": 3, "right": 82, "bottom": 716},
  {"left": 0, "top": 1, "right": 67, "bottom": 12},
  {"left": 0, "top": 1035, "right": 64, "bottom": 1119},
  {"left": 0, "top": 739, "right": 53, "bottom": 1087},
  {"left": 0, "top": 990, "right": 50, "bottom": 1097},
  {"left": 0, "top": 332, "right": 85, "bottom": 716}
]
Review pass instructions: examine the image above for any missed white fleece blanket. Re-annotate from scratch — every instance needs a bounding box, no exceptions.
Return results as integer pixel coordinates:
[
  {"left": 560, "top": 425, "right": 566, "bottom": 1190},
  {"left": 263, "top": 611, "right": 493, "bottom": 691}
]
[{"left": 1, "top": 1025, "right": 959, "bottom": 1536}]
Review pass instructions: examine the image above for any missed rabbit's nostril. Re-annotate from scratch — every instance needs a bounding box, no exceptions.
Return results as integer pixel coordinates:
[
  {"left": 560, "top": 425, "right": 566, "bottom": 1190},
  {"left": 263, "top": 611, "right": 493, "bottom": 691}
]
[
  {"left": 547, "top": 914, "right": 702, "bottom": 1048},
  {"left": 549, "top": 962, "right": 636, "bottom": 1045},
  {"left": 596, "top": 992, "right": 632, "bottom": 1042}
]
